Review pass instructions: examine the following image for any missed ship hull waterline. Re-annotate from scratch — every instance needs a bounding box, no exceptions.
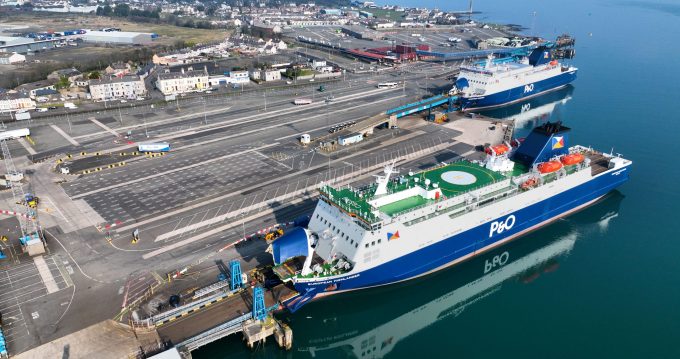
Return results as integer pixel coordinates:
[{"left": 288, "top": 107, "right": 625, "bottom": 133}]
[
  {"left": 284, "top": 164, "right": 629, "bottom": 308},
  {"left": 460, "top": 70, "right": 577, "bottom": 111}
]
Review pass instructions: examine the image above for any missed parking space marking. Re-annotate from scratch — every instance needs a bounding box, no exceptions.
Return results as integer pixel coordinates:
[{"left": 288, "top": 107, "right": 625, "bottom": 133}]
[
  {"left": 49, "top": 124, "right": 80, "bottom": 146},
  {"left": 33, "top": 255, "right": 59, "bottom": 293},
  {"left": 89, "top": 117, "right": 120, "bottom": 137},
  {"left": 16, "top": 138, "right": 37, "bottom": 155},
  {"left": 72, "top": 143, "right": 279, "bottom": 200}
]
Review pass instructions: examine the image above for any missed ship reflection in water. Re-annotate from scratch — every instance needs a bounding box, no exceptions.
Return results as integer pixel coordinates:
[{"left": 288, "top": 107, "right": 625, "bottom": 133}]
[
  {"left": 289, "top": 192, "right": 623, "bottom": 359},
  {"left": 476, "top": 85, "right": 574, "bottom": 138}
]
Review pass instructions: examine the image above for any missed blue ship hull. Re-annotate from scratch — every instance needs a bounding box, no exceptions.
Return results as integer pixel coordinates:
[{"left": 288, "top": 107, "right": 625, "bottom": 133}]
[
  {"left": 460, "top": 70, "right": 577, "bottom": 111},
  {"left": 287, "top": 164, "right": 629, "bottom": 310}
]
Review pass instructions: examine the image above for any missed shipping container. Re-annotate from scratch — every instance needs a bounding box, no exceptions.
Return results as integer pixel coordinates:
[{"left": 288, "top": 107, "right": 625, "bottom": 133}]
[{"left": 338, "top": 133, "right": 363, "bottom": 146}]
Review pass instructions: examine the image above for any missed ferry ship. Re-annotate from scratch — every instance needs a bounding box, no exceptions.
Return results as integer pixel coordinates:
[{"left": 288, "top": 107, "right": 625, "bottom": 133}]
[
  {"left": 269, "top": 122, "right": 630, "bottom": 312},
  {"left": 295, "top": 193, "right": 623, "bottom": 357},
  {"left": 453, "top": 48, "right": 578, "bottom": 111}
]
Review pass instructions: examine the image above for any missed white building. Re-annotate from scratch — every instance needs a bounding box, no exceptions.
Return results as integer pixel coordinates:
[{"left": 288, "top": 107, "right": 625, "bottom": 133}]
[
  {"left": 0, "top": 94, "right": 36, "bottom": 113},
  {"left": 250, "top": 69, "right": 281, "bottom": 82},
  {"left": 227, "top": 70, "right": 250, "bottom": 84},
  {"left": 155, "top": 69, "right": 209, "bottom": 95},
  {"left": 82, "top": 31, "right": 155, "bottom": 45},
  {"left": 311, "top": 60, "right": 326, "bottom": 68},
  {"left": 0, "top": 52, "right": 26, "bottom": 64},
  {"left": 88, "top": 76, "right": 147, "bottom": 101}
]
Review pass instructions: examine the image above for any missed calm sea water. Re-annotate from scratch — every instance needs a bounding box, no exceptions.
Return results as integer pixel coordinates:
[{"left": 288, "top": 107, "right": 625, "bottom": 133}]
[{"left": 195, "top": 1, "right": 680, "bottom": 357}]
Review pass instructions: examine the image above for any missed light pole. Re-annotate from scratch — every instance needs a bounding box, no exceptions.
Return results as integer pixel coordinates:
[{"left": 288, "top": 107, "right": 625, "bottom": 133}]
[
  {"left": 241, "top": 212, "right": 246, "bottom": 240},
  {"left": 203, "top": 98, "right": 207, "bottom": 125},
  {"left": 66, "top": 112, "right": 72, "bottom": 133}
]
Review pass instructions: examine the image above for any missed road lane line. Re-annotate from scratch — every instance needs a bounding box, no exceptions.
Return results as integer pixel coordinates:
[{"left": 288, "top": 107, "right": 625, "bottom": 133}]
[
  {"left": 89, "top": 117, "right": 119, "bottom": 137},
  {"left": 49, "top": 124, "right": 80, "bottom": 146}
]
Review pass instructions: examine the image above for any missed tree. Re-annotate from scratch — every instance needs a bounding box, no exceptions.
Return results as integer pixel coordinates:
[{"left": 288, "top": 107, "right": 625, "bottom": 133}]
[
  {"left": 96, "top": 4, "right": 112, "bottom": 16},
  {"left": 113, "top": 3, "right": 130, "bottom": 17},
  {"left": 88, "top": 71, "right": 101, "bottom": 79},
  {"left": 56, "top": 75, "right": 71, "bottom": 89}
]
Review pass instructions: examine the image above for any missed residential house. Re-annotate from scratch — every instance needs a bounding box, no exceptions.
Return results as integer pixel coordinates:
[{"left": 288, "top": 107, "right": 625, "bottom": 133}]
[
  {"left": 251, "top": 69, "right": 281, "bottom": 82},
  {"left": 105, "top": 62, "right": 132, "bottom": 78},
  {"left": 155, "top": 68, "right": 209, "bottom": 95},
  {"left": 0, "top": 92, "right": 36, "bottom": 113},
  {"left": 47, "top": 68, "right": 82, "bottom": 85},
  {"left": 0, "top": 52, "right": 26, "bottom": 64},
  {"left": 89, "top": 76, "right": 147, "bottom": 101}
]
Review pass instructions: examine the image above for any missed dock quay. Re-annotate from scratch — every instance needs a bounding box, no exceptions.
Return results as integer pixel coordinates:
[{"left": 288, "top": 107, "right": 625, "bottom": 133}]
[{"left": 128, "top": 261, "right": 297, "bottom": 357}]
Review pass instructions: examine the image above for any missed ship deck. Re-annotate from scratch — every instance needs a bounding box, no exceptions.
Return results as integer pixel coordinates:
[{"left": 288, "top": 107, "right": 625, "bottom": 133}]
[
  {"left": 420, "top": 161, "right": 506, "bottom": 197},
  {"left": 324, "top": 161, "right": 510, "bottom": 221}
]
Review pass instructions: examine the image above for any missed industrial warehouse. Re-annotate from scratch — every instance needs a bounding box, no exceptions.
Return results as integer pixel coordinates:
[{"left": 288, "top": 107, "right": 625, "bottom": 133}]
[{"left": 81, "top": 31, "right": 157, "bottom": 45}]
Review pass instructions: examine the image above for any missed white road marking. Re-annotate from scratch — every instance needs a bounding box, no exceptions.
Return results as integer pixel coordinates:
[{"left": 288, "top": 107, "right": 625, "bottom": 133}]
[
  {"left": 17, "top": 138, "right": 37, "bottom": 155},
  {"left": 89, "top": 117, "right": 119, "bottom": 136},
  {"left": 49, "top": 124, "right": 80, "bottom": 146},
  {"left": 33, "top": 256, "right": 59, "bottom": 294}
]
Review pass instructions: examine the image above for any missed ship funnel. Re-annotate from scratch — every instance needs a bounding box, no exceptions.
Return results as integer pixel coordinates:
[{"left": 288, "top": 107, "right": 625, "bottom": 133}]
[
  {"left": 528, "top": 47, "right": 553, "bottom": 66},
  {"left": 512, "top": 121, "right": 570, "bottom": 167}
]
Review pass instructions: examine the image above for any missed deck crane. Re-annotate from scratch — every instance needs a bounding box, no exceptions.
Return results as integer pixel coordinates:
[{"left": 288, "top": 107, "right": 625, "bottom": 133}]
[{"left": 0, "top": 138, "right": 45, "bottom": 256}]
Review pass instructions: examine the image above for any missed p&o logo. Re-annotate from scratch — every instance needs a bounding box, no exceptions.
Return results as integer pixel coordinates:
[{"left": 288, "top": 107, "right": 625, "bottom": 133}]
[
  {"left": 523, "top": 84, "right": 534, "bottom": 93},
  {"left": 489, "top": 215, "right": 516, "bottom": 238}
]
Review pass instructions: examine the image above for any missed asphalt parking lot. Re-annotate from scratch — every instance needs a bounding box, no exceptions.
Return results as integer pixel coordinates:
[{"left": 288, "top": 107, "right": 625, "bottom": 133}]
[
  {"left": 286, "top": 25, "right": 512, "bottom": 53},
  {"left": 0, "top": 254, "right": 72, "bottom": 353}
]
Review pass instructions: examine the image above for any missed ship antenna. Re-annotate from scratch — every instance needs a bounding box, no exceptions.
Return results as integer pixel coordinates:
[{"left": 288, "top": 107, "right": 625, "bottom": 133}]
[
  {"left": 485, "top": 53, "right": 494, "bottom": 69},
  {"left": 374, "top": 159, "right": 398, "bottom": 196}
]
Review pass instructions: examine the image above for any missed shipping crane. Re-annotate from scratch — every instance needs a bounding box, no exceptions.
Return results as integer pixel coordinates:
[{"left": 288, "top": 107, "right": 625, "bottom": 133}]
[{"left": 0, "top": 138, "right": 45, "bottom": 256}]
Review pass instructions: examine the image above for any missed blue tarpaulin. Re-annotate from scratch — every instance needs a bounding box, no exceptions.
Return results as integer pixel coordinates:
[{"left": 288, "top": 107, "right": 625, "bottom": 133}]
[{"left": 272, "top": 227, "right": 309, "bottom": 265}]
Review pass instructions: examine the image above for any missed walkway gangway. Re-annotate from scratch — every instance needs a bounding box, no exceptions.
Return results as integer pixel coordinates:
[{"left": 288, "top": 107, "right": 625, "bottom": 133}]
[{"left": 387, "top": 95, "right": 459, "bottom": 119}]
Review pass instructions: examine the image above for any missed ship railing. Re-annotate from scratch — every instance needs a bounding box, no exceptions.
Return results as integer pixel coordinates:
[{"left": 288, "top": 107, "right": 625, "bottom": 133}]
[{"left": 387, "top": 178, "right": 508, "bottom": 221}]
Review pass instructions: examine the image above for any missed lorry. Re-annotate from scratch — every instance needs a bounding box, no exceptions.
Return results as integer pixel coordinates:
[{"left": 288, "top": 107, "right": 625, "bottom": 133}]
[
  {"left": 0, "top": 128, "right": 30, "bottom": 141},
  {"left": 64, "top": 102, "right": 77, "bottom": 109},
  {"left": 294, "top": 98, "right": 313, "bottom": 105},
  {"left": 138, "top": 142, "right": 170, "bottom": 152}
]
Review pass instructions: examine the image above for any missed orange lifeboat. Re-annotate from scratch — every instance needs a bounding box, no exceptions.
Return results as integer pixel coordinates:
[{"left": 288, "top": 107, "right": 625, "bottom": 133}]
[
  {"left": 485, "top": 144, "right": 510, "bottom": 155},
  {"left": 537, "top": 160, "right": 563, "bottom": 174},
  {"left": 521, "top": 177, "right": 538, "bottom": 190},
  {"left": 549, "top": 60, "right": 558, "bottom": 66},
  {"left": 560, "top": 153, "right": 585, "bottom": 166}
]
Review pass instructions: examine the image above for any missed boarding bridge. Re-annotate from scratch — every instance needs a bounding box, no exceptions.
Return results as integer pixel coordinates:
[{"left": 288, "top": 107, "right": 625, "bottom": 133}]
[{"left": 386, "top": 95, "right": 459, "bottom": 119}]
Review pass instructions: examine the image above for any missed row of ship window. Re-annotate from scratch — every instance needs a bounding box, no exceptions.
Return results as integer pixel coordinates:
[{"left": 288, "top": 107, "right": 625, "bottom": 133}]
[{"left": 316, "top": 213, "right": 383, "bottom": 249}]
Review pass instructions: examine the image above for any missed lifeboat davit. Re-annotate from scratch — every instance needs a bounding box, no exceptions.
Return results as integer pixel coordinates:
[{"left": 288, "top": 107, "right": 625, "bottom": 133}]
[
  {"left": 485, "top": 144, "right": 510, "bottom": 155},
  {"left": 537, "top": 160, "right": 563, "bottom": 174},
  {"left": 510, "top": 138, "right": 525, "bottom": 148},
  {"left": 560, "top": 153, "right": 585, "bottom": 166}
]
